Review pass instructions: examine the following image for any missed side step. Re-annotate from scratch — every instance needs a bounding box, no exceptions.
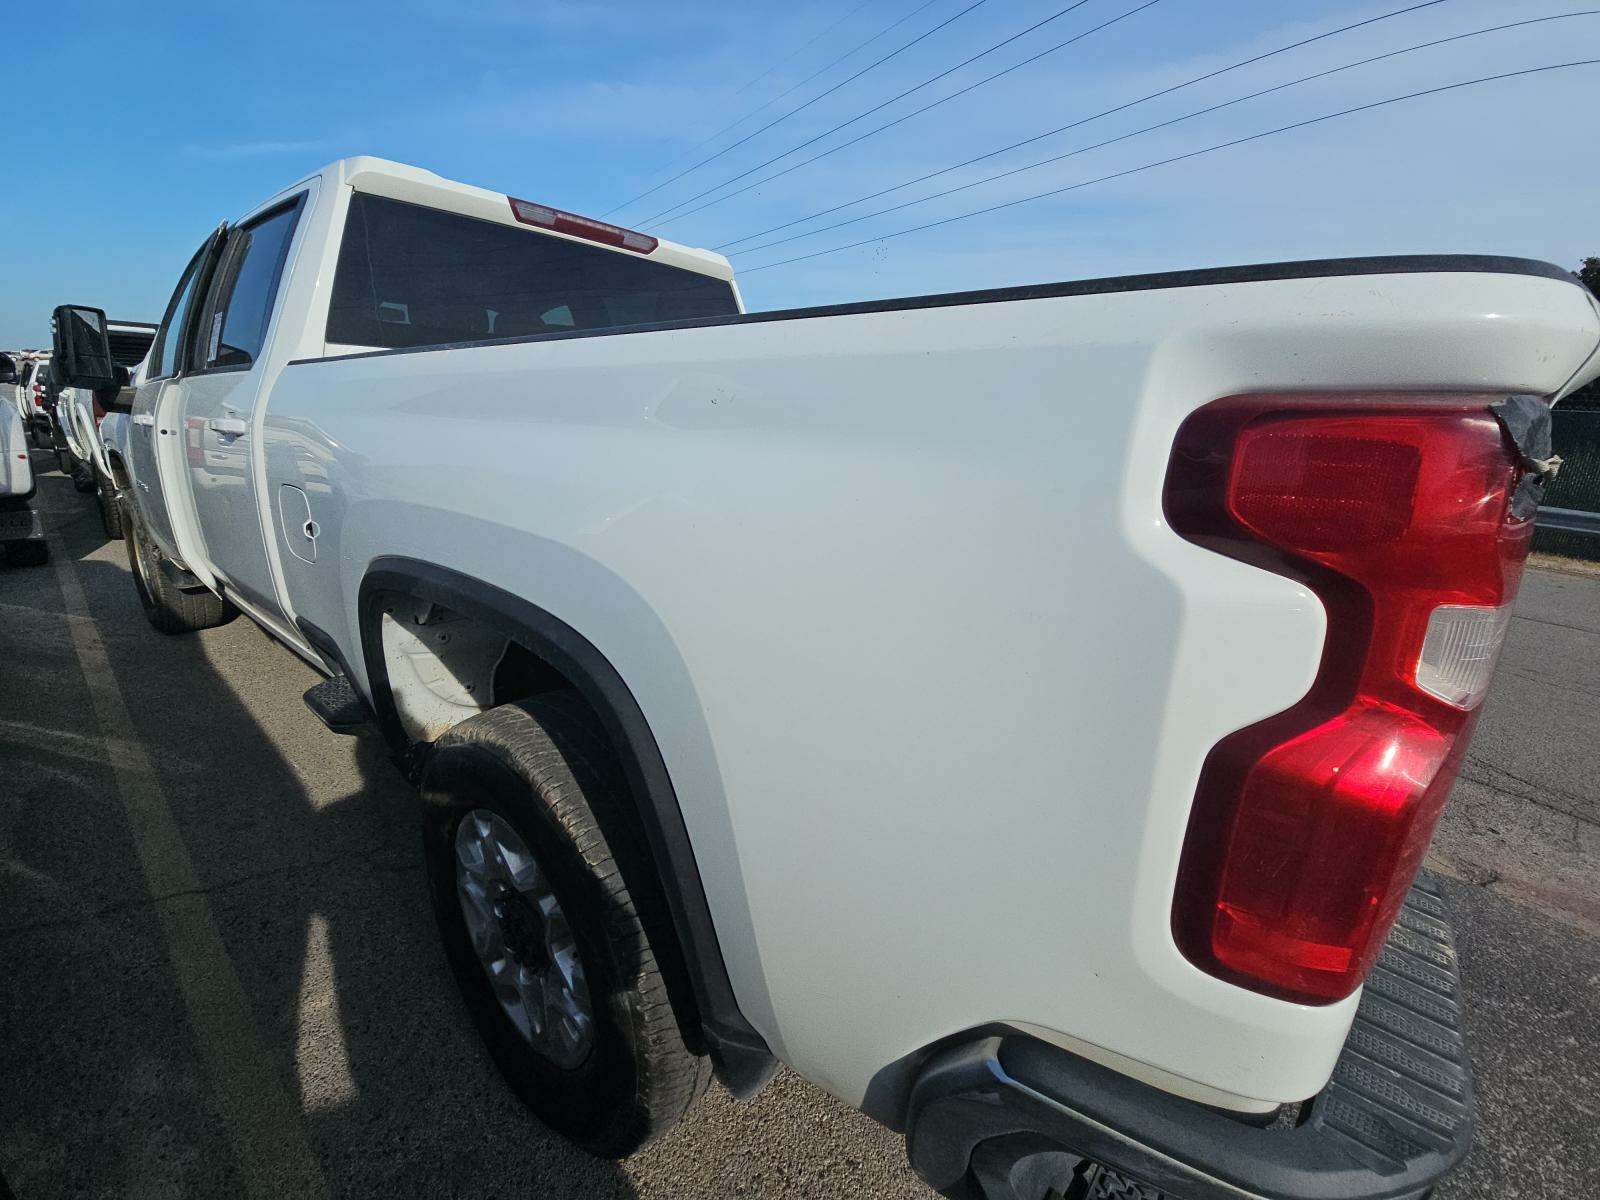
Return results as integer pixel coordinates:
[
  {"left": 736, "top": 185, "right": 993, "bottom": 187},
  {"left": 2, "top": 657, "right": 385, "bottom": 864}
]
[{"left": 303, "top": 675, "right": 373, "bottom": 735}]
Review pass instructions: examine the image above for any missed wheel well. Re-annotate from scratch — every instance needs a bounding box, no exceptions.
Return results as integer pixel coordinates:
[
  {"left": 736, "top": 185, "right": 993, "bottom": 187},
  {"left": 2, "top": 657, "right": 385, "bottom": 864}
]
[
  {"left": 369, "top": 591, "right": 570, "bottom": 744},
  {"left": 105, "top": 449, "right": 131, "bottom": 491},
  {"left": 370, "top": 589, "right": 712, "bottom": 1055},
  {"left": 356, "top": 561, "right": 776, "bottom": 1097}
]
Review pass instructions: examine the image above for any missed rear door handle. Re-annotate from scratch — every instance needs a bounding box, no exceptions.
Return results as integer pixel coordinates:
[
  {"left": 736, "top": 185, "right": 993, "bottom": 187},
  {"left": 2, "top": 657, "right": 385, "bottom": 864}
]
[
  {"left": 209, "top": 416, "right": 249, "bottom": 437},
  {"left": 132, "top": 413, "right": 155, "bottom": 427}
]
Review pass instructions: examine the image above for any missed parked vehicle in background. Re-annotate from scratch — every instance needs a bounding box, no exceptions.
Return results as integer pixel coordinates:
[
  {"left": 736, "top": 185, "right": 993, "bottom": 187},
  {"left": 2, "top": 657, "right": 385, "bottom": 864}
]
[
  {"left": 16, "top": 357, "right": 52, "bottom": 446},
  {"left": 52, "top": 393, "right": 93, "bottom": 487},
  {"left": 52, "top": 318, "right": 156, "bottom": 536},
  {"left": 0, "top": 351, "right": 24, "bottom": 420},
  {"left": 53, "top": 156, "right": 1600, "bottom": 1200},
  {"left": 0, "top": 356, "right": 47, "bottom": 567}
]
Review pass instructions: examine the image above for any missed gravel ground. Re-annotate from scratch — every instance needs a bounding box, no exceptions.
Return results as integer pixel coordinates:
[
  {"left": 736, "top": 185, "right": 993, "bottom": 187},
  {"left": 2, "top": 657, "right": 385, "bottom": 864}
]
[{"left": 2, "top": 457, "right": 1596, "bottom": 1199}]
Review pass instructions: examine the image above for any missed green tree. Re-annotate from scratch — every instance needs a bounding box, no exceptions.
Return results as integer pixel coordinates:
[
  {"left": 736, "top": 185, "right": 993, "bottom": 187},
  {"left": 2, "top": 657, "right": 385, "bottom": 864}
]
[
  {"left": 1579, "top": 256, "right": 1600, "bottom": 297},
  {"left": 1569, "top": 258, "right": 1600, "bottom": 407}
]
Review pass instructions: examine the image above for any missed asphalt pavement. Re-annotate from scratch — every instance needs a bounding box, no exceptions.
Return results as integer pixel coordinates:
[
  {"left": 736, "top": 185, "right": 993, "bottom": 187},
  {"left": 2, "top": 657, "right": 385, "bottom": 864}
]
[{"left": 2, "top": 454, "right": 1597, "bottom": 1199}]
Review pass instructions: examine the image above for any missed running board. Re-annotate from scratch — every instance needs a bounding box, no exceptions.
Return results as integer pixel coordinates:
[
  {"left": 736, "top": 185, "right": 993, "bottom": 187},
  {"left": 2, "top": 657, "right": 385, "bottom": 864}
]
[{"left": 303, "top": 675, "right": 373, "bottom": 735}]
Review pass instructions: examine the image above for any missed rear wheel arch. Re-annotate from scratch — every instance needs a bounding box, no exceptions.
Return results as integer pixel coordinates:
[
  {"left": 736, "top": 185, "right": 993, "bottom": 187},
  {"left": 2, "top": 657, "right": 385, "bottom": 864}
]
[{"left": 356, "top": 557, "right": 775, "bottom": 1097}]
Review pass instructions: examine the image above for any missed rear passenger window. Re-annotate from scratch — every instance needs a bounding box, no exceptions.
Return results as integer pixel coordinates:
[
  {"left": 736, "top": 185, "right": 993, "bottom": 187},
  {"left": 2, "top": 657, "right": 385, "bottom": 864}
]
[
  {"left": 326, "top": 192, "right": 739, "bottom": 350},
  {"left": 201, "top": 198, "right": 304, "bottom": 370}
]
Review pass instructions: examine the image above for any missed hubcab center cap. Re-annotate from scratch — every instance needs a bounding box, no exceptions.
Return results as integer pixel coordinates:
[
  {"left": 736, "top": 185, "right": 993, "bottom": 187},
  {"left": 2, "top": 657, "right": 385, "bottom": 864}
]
[{"left": 454, "top": 809, "right": 594, "bottom": 1068}]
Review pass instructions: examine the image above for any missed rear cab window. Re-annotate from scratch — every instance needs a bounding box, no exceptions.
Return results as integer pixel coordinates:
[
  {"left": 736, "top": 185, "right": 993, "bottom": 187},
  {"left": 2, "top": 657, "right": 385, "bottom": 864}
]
[{"left": 325, "top": 192, "right": 739, "bottom": 352}]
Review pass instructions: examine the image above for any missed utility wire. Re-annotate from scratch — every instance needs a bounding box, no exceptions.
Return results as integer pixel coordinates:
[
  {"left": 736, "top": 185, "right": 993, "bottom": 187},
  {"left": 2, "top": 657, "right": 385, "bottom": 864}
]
[
  {"left": 733, "top": 10, "right": 1599, "bottom": 256},
  {"left": 643, "top": 0, "right": 1152, "bottom": 226},
  {"left": 741, "top": 59, "right": 1600, "bottom": 274},
  {"left": 733, "top": 0, "right": 880, "bottom": 98},
  {"left": 602, "top": 0, "right": 988, "bottom": 216},
  {"left": 623, "top": 0, "right": 945, "bottom": 207},
  {"left": 710, "top": 0, "right": 1453, "bottom": 247}
]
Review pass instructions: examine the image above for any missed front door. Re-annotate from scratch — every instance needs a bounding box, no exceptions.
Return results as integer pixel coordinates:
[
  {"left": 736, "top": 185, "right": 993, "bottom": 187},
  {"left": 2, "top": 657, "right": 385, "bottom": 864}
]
[
  {"left": 177, "top": 195, "right": 306, "bottom": 617},
  {"left": 129, "top": 231, "right": 223, "bottom": 559}
]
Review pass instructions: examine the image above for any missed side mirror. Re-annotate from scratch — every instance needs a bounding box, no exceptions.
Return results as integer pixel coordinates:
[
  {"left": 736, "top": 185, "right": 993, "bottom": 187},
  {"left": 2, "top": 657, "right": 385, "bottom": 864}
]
[
  {"left": 0, "top": 352, "right": 15, "bottom": 384},
  {"left": 98, "top": 366, "right": 134, "bottom": 414},
  {"left": 51, "top": 304, "right": 117, "bottom": 390}
]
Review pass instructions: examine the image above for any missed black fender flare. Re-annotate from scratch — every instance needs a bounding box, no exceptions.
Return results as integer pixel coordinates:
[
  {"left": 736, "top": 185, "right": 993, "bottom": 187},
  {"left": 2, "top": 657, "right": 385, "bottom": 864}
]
[{"left": 357, "top": 557, "right": 775, "bottom": 1097}]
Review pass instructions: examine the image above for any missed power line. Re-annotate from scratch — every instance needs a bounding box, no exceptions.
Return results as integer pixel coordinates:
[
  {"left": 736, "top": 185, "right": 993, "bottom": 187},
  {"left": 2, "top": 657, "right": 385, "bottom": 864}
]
[
  {"left": 609, "top": 0, "right": 942, "bottom": 216},
  {"left": 710, "top": 0, "right": 1454, "bottom": 248},
  {"left": 643, "top": 0, "right": 1153, "bottom": 226},
  {"left": 602, "top": 0, "right": 988, "bottom": 216},
  {"left": 740, "top": 59, "right": 1600, "bottom": 274},
  {"left": 733, "top": 0, "right": 880, "bottom": 98},
  {"left": 732, "top": 10, "right": 1600, "bottom": 256}
]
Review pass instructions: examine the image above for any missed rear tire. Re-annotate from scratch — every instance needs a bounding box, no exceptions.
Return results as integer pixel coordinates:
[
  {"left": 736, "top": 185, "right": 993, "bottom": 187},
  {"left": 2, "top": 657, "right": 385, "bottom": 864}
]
[
  {"left": 121, "top": 502, "right": 238, "bottom": 634},
  {"left": 421, "top": 696, "right": 710, "bottom": 1157}
]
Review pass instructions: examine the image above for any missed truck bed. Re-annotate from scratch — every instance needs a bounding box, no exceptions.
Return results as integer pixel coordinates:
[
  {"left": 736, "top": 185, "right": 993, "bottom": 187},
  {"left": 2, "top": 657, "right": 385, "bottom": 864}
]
[{"left": 259, "top": 253, "right": 1600, "bottom": 1113}]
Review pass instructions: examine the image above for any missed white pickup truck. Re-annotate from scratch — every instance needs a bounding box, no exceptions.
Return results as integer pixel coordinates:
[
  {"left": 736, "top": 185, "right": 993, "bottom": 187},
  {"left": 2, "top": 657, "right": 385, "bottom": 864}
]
[{"left": 57, "top": 157, "right": 1600, "bottom": 1199}]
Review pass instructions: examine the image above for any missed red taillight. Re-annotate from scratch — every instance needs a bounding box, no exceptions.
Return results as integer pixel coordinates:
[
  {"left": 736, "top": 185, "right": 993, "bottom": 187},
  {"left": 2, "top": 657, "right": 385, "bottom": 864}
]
[
  {"left": 1164, "top": 395, "right": 1531, "bottom": 1004},
  {"left": 507, "top": 196, "right": 659, "bottom": 254}
]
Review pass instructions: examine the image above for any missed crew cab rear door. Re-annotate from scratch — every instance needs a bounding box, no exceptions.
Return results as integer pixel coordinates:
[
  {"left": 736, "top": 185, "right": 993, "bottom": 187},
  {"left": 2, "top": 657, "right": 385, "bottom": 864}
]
[{"left": 176, "top": 193, "right": 306, "bottom": 619}]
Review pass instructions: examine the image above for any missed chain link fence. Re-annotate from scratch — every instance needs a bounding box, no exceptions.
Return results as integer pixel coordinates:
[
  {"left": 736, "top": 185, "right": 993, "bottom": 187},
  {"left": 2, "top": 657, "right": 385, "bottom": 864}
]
[{"left": 1534, "top": 399, "right": 1600, "bottom": 560}]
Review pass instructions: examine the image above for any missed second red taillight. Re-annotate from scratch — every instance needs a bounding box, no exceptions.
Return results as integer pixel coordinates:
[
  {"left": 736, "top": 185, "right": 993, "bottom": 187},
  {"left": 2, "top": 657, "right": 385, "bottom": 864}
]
[{"left": 1164, "top": 395, "right": 1532, "bottom": 1004}]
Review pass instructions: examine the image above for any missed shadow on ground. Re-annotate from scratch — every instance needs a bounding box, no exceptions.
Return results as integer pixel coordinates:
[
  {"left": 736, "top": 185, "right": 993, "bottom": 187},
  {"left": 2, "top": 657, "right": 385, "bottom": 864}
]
[{"left": 1, "top": 465, "right": 637, "bottom": 1198}]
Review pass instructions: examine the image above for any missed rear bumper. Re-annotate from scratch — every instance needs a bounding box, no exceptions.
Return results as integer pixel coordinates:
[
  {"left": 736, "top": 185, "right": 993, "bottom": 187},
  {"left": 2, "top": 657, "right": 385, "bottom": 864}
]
[{"left": 905, "top": 875, "right": 1473, "bottom": 1200}]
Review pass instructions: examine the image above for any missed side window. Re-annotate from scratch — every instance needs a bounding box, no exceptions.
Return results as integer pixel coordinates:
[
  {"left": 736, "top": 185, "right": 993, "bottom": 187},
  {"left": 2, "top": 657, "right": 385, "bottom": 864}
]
[
  {"left": 149, "top": 244, "right": 209, "bottom": 381},
  {"left": 199, "top": 198, "right": 303, "bottom": 371}
]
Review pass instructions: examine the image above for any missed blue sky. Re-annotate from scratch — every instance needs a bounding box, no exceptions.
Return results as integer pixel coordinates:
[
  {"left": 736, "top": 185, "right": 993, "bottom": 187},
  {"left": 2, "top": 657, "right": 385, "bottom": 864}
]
[{"left": 4, "top": 0, "right": 1598, "bottom": 346}]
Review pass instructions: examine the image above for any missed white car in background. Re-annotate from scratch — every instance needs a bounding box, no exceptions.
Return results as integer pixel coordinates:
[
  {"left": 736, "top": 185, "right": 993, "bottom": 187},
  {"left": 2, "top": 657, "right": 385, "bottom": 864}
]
[
  {"left": 0, "top": 358, "right": 47, "bottom": 567},
  {"left": 15, "top": 357, "right": 52, "bottom": 444},
  {"left": 0, "top": 352, "right": 23, "bottom": 419}
]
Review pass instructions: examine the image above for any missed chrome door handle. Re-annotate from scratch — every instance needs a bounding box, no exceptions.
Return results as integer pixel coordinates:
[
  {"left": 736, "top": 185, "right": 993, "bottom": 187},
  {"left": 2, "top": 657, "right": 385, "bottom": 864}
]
[
  {"left": 209, "top": 416, "right": 249, "bottom": 437},
  {"left": 132, "top": 413, "right": 155, "bottom": 427}
]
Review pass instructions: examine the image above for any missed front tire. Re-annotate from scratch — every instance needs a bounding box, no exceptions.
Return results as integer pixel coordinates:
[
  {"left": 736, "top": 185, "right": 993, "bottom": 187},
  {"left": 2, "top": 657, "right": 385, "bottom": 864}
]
[
  {"left": 121, "top": 502, "right": 238, "bottom": 633},
  {"left": 96, "top": 471, "right": 124, "bottom": 540},
  {"left": 421, "top": 696, "right": 710, "bottom": 1157}
]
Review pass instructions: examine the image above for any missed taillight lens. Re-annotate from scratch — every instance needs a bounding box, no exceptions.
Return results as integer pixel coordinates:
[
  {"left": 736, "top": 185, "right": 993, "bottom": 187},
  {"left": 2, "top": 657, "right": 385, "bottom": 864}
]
[{"left": 1164, "top": 396, "right": 1531, "bottom": 1004}]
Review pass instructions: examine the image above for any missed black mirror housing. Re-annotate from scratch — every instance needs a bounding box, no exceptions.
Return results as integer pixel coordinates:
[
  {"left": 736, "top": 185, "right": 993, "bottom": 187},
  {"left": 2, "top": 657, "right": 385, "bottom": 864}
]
[
  {"left": 51, "top": 304, "right": 117, "bottom": 390},
  {"left": 97, "top": 366, "right": 135, "bottom": 414}
]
